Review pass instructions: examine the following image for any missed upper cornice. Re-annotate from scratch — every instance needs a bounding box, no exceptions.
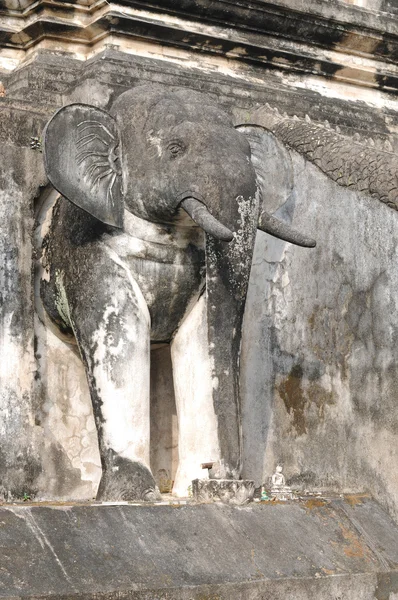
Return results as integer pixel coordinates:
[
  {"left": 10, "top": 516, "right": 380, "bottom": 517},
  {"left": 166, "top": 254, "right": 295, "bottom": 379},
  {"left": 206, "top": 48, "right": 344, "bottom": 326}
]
[{"left": 0, "top": 0, "right": 397, "bottom": 92}]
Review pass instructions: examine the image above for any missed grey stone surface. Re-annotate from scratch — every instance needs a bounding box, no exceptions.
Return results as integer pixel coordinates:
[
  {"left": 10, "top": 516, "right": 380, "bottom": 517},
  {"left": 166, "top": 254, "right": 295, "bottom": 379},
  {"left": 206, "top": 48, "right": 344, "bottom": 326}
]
[
  {"left": 0, "top": 107, "right": 48, "bottom": 501},
  {"left": 0, "top": 496, "right": 397, "bottom": 599},
  {"left": 192, "top": 479, "right": 255, "bottom": 505}
]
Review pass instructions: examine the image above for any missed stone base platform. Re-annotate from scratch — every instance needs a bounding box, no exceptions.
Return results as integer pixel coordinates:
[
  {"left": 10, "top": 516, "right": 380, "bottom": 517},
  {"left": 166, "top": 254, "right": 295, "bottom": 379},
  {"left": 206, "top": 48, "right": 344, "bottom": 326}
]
[
  {"left": 1, "top": 495, "right": 398, "bottom": 599},
  {"left": 192, "top": 478, "right": 255, "bottom": 504}
]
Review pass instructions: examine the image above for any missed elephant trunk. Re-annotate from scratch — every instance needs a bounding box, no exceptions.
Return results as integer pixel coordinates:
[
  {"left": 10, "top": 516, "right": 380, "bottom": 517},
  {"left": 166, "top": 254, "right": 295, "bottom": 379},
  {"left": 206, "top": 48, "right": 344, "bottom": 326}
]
[{"left": 203, "top": 193, "right": 258, "bottom": 479}]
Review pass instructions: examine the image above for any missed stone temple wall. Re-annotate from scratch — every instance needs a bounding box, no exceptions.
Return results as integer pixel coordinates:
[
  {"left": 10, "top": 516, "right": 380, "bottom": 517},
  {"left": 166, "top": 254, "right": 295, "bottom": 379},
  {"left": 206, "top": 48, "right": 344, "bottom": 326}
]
[{"left": 1, "top": 1, "right": 398, "bottom": 519}]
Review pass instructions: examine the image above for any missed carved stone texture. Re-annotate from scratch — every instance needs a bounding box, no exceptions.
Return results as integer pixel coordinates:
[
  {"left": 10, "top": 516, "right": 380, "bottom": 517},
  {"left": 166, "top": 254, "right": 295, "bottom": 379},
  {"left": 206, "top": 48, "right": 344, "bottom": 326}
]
[
  {"left": 43, "top": 104, "right": 124, "bottom": 227},
  {"left": 250, "top": 106, "right": 398, "bottom": 212},
  {"left": 192, "top": 479, "right": 255, "bottom": 505}
]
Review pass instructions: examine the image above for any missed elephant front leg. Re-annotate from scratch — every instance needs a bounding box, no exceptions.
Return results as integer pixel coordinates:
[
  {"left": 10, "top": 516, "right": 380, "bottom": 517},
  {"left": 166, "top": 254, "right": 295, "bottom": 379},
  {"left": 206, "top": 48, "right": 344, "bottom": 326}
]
[
  {"left": 65, "top": 257, "right": 159, "bottom": 502},
  {"left": 171, "top": 294, "right": 223, "bottom": 497}
]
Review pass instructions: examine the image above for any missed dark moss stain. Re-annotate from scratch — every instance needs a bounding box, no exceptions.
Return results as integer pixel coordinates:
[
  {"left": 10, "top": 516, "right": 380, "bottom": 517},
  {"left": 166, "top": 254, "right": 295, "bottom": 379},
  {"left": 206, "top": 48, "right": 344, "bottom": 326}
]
[
  {"left": 287, "top": 470, "right": 318, "bottom": 488},
  {"left": 0, "top": 444, "right": 42, "bottom": 502},
  {"left": 305, "top": 272, "right": 394, "bottom": 391},
  {"left": 46, "top": 441, "right": 87, "bottom": 497},
  {"left": 375, "top": 572, "right": 398, "bottom": 600},
  {"left": 307, "top": 303, "right": 354, "bottom": 381},
  {"left": 278, "top": 364, "right": 307, "bottom": 436},
  {"left": 379, "top": 77, "right": 398, "bottom": 98},
  {"left": 342, "top": 271, "right": 398, "bottom": 434},
  {"left": 106, "top": 1, "right": 348, "bottom": 61},
  {"left": 380, "top": 0, "right": 398, "bottom": 16},
  {"left": 278, "top": 364, "right": 335, "bottom": 436}
]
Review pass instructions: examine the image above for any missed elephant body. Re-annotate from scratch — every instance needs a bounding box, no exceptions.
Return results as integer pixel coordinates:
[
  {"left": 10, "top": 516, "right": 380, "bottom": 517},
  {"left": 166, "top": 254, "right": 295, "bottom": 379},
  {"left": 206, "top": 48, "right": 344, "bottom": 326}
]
[
  {"left": 41, "top": 85, "right": 314, "bottom": 501},
  {"left": 43, "top": 199, "right": 205, "bottom": 343}
]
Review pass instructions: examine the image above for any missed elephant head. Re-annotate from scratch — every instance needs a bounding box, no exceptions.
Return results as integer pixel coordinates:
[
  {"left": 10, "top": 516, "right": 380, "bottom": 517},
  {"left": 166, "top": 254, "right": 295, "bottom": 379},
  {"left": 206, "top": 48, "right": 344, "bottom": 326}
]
[{"left": 43, "top": 85, "right": 315, "bottom": 495}]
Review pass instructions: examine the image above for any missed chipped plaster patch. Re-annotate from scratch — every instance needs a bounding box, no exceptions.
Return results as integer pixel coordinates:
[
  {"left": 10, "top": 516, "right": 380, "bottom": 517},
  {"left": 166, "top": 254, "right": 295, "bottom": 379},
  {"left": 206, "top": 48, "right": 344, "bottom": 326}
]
[{"left": 147, "top": 129, "right": 163, "bottom": 157}]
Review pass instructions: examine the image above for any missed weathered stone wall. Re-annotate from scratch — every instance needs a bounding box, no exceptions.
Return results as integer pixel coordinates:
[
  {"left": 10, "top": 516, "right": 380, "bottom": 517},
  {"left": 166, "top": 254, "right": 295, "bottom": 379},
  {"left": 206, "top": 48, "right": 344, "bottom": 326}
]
[
  {"left": 242, "top": 151, "right": 398, "bottom": 521},
  {"left": 0, "top": 106, "right": 48, "bottom": 500},
  {"left": 1, "top": 0, "right": 398, "bottom": 516}
]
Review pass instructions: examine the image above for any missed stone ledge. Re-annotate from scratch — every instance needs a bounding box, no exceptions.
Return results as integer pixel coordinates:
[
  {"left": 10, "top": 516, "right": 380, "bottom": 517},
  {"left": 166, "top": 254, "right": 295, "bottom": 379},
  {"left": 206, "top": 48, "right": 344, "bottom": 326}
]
[
  {"left": 0, "top": 495, "right": 397, "bottom": 599},
  {"left": 1, "top": 50, "right": 397, "bottom": 142},
  {"left": 0, "top": 1, "right": 397, "bottom": 91}
]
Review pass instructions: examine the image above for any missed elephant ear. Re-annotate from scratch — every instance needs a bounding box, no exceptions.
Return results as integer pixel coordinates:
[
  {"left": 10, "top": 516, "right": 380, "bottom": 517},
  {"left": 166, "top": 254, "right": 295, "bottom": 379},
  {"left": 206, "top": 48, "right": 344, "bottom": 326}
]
[
  {"left": 236, "top": 125, "right": 316, "bottom": 248},
  {"left": 236, "top": 125, "right": 294, "bottom": 217},
  {"left": 43, "top": 103, "right": 123, "bottom": 228}
]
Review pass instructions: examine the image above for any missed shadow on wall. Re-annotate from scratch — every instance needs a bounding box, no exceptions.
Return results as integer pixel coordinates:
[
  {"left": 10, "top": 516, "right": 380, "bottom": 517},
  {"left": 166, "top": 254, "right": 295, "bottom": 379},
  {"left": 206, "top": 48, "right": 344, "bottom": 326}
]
[{"left": 150, "top": 345, "right": 179, "bottom": 492}]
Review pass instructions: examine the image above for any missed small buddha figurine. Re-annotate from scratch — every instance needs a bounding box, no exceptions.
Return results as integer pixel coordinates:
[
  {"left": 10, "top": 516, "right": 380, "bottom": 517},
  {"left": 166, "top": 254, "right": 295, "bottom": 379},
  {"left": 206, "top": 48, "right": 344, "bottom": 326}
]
[
  {"left": 271, "top": 465, "right": 285, "bottom": 488},
  {"left": 157, "top": 469, "right": 173, "bottom": 494},
  {"left": 270, "top": 465, "right": 294, "bottom": 500}
]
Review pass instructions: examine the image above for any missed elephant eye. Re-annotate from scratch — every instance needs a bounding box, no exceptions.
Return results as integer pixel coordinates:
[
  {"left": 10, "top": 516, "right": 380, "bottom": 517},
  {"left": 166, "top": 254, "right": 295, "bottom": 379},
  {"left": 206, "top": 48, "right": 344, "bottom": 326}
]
[{"left": 168, "top": 141, "right": 185, "bottom": 158}]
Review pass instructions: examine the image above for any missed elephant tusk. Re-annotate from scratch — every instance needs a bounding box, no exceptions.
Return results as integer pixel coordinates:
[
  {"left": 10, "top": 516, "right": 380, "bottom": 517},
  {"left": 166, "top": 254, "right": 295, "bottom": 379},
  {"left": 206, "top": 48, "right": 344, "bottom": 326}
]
[
  {"left": 181, "top": 197, "right": 234, "bottom": 242},
  {"left": 258, "top": 211, "right": 316, "bottom": 248}
]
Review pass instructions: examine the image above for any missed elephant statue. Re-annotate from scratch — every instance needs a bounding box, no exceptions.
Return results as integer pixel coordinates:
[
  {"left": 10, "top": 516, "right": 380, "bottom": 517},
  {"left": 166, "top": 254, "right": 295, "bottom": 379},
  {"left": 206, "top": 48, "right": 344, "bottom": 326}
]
[{"left": 40, "top": 85, "right": 315, "bottom": 501}]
